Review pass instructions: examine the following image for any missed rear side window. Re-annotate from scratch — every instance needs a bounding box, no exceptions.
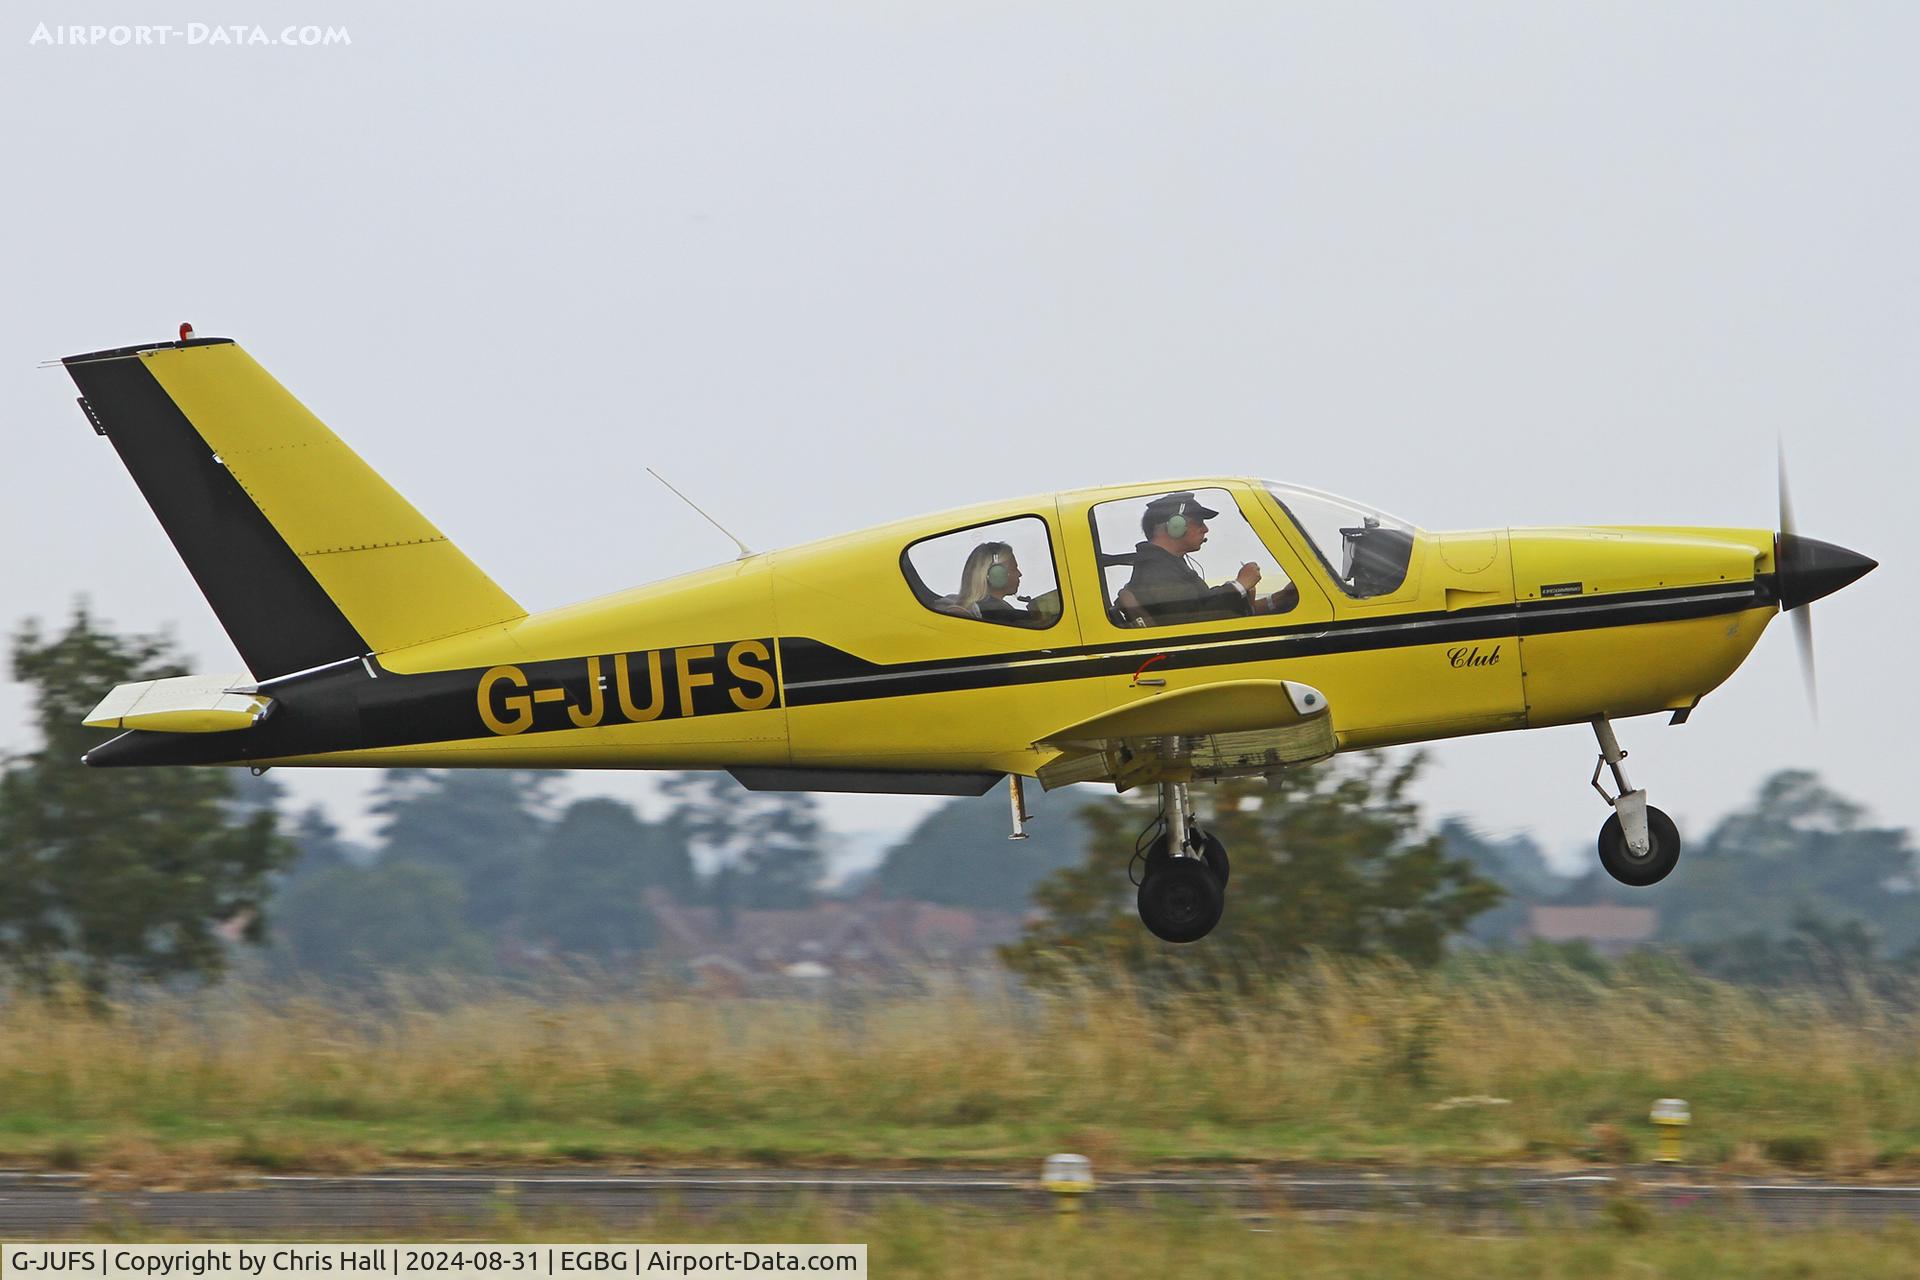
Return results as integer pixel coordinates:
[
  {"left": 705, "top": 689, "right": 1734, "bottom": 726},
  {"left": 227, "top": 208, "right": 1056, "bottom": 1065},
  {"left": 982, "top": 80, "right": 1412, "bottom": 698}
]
[{"left": 901, "top": 515, "right": 1062, "bottom": 629}]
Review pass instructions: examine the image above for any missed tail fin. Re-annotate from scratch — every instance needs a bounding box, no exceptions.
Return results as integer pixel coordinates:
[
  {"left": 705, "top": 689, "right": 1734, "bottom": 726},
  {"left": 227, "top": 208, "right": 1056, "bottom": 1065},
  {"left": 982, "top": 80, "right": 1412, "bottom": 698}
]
[{"left": 64, "top": 336, "right": 524, "bottom": 679}]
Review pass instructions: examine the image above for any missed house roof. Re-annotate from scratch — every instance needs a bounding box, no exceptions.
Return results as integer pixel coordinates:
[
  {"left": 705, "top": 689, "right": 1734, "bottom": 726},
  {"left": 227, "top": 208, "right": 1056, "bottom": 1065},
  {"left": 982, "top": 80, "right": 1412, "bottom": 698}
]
[{"left": 1527, "top": 905, "right": 1658, "bottom": 943}]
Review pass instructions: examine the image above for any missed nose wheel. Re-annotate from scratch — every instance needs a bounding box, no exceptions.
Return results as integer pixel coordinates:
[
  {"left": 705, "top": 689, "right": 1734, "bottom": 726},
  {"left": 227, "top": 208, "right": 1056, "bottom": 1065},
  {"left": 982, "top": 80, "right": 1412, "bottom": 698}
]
[
  {"left": 1598, "top": 807, "right": 1681, "bottom": 886},
  {"left": 1589, "top": 716, "right": 1682, "bottom": 886},
  {"left": 1137, "top": 780, "right": 1228, "bottom": 942}
]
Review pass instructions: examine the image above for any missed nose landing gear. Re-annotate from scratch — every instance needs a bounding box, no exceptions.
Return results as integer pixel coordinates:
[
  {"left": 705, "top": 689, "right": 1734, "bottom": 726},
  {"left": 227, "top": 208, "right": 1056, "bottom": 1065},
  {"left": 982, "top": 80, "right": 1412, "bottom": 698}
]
[
  {"left": 1590, "top": 716, "right": 1682, "bottom": 886},
  {"left": 1136, "top": 779, "right": 1229, "bottom": 942}
]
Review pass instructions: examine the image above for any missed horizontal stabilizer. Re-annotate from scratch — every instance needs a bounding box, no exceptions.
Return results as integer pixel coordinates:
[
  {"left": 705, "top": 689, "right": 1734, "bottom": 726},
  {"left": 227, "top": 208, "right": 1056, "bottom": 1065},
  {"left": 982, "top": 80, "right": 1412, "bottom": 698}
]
[{"left": 85, "top": 673, "right": 272, "bottom": 734}]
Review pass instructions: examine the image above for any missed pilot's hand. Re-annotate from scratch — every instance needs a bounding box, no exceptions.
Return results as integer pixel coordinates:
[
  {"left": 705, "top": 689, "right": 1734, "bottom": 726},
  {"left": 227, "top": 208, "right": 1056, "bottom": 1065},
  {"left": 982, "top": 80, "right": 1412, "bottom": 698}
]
[
  {"left": 1256, "top": 582, "right": 1300, "bottom": 614},
  {"left": 1236, "top": 562, "right": 1262, "bottom": 591}
]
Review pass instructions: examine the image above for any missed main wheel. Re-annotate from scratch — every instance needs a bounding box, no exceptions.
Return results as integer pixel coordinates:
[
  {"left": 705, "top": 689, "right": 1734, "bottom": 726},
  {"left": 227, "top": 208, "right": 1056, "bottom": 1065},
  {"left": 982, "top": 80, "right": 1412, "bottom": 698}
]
[
  {"left": 1144, "top": 830, "right": 1230, "bottom": 886},
  {"left": 1597, "top": 806, "right": 1682, "bottom": 886},
  {"left": 1137, "top": 859, "right": 1225, "bottom": 943}
]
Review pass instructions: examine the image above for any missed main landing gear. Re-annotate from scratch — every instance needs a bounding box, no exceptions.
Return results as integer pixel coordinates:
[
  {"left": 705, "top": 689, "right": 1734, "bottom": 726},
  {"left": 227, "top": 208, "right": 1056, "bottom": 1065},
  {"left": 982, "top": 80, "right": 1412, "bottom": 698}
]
[
  {"left": 1136, "top": 780, "right": 1229, "bottom": 943},
  {"left": 1589, "top": 715, "right": 1681, "bottom": 886}
]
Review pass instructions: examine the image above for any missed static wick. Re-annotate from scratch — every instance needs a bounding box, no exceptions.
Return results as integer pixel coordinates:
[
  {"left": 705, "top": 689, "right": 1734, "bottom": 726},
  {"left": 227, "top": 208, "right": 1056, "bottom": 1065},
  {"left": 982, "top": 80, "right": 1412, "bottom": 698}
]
[{"left": 646, "top": 467, "right": 754, "bottom": 559}]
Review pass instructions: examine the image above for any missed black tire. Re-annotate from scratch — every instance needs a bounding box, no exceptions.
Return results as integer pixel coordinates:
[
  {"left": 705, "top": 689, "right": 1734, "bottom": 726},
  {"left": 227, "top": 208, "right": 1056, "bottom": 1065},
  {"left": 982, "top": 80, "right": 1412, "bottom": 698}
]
[
  {"left": 1597, "top": 806, "right": 1682, "bottom": 887},
  {"left": 1144, "top": 830, "right": 1230, "bottom": 886},
  {"left": 1137, "top": 859, "right": 1225, "bottom": 943}
]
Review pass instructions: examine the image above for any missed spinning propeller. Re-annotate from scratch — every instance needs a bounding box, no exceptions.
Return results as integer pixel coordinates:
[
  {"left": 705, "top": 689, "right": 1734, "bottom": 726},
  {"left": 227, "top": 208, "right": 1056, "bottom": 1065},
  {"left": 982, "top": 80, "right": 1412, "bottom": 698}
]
[{"left": 1775, "top": 445, "right": 1877, "bottom": 720}]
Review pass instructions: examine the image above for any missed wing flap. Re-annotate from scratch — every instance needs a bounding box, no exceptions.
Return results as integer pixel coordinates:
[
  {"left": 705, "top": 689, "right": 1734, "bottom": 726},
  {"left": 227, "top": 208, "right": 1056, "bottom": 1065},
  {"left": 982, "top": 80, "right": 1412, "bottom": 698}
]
[
  {"left": 1034, "top": 680, "right": 1336, "bottom": 792},
  {"left": 1035, "top": 679, "right": 1327, "bottom": 750}
]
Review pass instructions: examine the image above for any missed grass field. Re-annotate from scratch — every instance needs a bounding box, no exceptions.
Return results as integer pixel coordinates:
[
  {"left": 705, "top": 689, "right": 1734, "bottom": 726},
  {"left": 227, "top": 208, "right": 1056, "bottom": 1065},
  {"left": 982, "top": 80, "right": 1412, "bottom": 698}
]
[
  {"left": 3, "top": 961, "right": 1918, "bottom": 1174},
  {"left": 53, "top": 1205, "right": 1920, "bottom": 1278}
]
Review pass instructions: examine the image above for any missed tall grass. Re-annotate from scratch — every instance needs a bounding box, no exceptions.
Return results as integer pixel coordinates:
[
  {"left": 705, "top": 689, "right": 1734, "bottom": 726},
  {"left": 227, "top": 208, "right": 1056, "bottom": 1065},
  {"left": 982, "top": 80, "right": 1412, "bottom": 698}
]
[{"left": 3, "top": 961, "right": 1917, "bottom": 1172}]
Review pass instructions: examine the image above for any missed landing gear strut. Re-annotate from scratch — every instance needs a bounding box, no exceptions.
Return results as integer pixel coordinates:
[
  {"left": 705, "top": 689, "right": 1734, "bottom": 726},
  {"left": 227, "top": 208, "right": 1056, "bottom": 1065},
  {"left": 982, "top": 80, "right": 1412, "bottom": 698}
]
[
  {"left": 1136, "top": 780, "right": 1228, "bottom": 943},
  {"left": 1590, "top": 716, "right": 1681, "bottom": 886}
]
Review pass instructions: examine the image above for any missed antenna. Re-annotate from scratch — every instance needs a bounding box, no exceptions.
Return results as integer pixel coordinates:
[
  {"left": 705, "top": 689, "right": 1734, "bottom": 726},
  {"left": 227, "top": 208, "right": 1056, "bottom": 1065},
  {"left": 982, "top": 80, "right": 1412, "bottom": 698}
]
[{"left": 646, "top": 467, "right": 754, "bottom": 559}]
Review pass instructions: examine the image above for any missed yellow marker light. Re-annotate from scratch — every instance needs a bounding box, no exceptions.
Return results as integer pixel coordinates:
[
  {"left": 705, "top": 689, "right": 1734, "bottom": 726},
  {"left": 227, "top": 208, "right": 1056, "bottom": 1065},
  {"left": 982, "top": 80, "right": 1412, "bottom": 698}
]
[
  {"left": 1650, "top": 1097, "right": 1691, "bottom": 1164},
  {"left": 1041, "top": 1153, "right": 1094, "bottom": 1218}
]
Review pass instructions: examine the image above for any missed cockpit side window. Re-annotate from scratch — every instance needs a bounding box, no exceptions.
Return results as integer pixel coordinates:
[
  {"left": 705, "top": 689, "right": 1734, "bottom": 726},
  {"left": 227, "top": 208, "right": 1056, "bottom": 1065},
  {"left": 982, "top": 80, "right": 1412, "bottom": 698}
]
[
  {"left": 1088, "top": 487, "right": 1299, "bottom": 629},
  {"left": 1264, "top": 483, "right": 1417, "bottom": 599},
  {"left": 900, "top": 515, "right": 1063, "bottom": 629}
]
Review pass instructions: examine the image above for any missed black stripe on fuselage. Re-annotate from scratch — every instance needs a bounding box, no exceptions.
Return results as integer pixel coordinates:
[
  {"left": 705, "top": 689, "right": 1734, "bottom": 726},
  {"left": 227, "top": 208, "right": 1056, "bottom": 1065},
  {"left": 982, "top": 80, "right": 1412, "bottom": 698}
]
[
  {"left": 85, "top": 638, "right": 784, "bottom": 767},
  {"left": 777, "top": 579, "right": 1777, "bottom": 706},
  {"left": 83, "top": 578, "right": 1776, "bottom": 767}
]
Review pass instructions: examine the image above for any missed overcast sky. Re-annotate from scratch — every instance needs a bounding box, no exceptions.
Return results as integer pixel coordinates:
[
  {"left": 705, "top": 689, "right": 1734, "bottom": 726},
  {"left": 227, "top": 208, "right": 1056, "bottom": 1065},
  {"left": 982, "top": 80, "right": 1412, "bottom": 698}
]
[{"left": 3, "top": 3, "right": 1912, "bottom": 871}]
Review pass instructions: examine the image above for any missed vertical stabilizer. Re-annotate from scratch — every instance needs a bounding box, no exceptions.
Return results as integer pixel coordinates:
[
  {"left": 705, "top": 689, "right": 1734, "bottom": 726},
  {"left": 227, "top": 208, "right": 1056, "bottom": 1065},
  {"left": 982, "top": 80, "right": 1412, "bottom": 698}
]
[{"left": 64, "top": 336, "right": 524, "bottom": 678}]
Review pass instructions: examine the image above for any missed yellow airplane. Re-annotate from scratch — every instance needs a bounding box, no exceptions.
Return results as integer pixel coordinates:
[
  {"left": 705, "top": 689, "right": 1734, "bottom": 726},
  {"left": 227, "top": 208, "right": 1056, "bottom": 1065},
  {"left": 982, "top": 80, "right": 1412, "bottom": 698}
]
[{"left": 61, "top": 332, "right": 1876, "bottom": 942}]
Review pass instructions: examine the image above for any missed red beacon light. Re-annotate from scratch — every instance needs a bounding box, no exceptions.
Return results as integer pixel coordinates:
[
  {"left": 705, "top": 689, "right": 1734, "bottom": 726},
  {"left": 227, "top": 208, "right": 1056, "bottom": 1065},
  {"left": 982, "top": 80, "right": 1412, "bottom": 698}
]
[{"left": 178, "top": 322, "right": 194, "bottom": 342}]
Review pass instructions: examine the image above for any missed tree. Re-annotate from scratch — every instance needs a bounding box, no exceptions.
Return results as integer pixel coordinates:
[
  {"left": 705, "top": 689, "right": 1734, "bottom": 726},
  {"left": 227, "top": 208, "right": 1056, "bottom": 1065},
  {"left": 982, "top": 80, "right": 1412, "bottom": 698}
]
[
  {"left": 1435, "top": 817, "right": 1565, "bottom": 944},
  {"left": 0, "top": 607, "right": 293, "bottom": 993},
  {"left": 271, "top": 861, "right": 490, "bottom": 979},
  {"left": 521, "top": 797, "right": 694, "bottom": 957},
  {"left": 1685, "top": 907, "right": 1884, "bottom": 988},
  {"left": 1001, "top": 753, "right": 1504, "bottom": 987},
  {"left": 872, "top": 784, "right": 1093, "bottom": 910},
  {"left": 282, "top": 805, "right": 358, "bottom": 884},
  {"left": 372, "top": 768, "right": 559, "bottom": 930},
  {"left": 738, "top": 790, "right": 825, "bottom": 908},
  {"left": 1652, "top": 770, "right": 1918, "bottom": 955},
  {"left": 661, "top": 773, "right": 825, "bottom": 909}
]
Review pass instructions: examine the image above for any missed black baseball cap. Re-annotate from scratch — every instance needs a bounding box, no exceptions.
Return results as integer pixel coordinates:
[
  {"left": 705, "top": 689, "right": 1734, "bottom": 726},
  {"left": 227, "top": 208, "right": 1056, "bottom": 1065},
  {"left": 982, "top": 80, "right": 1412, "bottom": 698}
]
[{"left": 1143, "top": 491, "right": 1219, "bottom": 532}]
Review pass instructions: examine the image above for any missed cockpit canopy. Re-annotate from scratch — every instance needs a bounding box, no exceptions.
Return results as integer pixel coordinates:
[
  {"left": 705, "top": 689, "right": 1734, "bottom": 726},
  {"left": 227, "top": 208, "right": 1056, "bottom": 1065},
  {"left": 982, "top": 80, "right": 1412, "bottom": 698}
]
[{"left": 892, "top": 481, "right": 1419, "bottom": 631}]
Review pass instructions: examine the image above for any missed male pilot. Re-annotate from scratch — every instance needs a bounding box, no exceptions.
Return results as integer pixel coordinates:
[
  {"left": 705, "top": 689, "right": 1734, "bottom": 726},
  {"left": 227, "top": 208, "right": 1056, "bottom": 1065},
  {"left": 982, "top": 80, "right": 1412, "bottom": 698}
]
[{"left": 1121, "top": 492, "right": 1263, "bottom": 625}]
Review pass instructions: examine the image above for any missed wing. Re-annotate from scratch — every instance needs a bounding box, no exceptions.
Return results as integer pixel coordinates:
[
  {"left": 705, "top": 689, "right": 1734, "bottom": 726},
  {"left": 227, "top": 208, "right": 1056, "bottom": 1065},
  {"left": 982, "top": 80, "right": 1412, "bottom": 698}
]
[{"left": 1032, "top": 679, "right": 1336, "bottom": 792}]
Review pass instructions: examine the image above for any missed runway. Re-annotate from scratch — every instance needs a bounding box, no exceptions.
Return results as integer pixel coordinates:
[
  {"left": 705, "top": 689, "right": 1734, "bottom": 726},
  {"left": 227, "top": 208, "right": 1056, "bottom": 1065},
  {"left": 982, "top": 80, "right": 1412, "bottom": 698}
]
[{"left": 5, "top": 1166, "right": 1920, "bottom": 1234}]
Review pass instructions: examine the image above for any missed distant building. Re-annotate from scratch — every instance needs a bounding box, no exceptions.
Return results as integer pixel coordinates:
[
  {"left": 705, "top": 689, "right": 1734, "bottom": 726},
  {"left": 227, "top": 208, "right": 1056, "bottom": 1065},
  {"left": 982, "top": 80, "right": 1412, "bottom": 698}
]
[
  {"left": 644, "top": 889, "right": 1023, "bottom": 989},
  {"left": 1521, "top": 905, "right": 1658, "bottom": 956}
]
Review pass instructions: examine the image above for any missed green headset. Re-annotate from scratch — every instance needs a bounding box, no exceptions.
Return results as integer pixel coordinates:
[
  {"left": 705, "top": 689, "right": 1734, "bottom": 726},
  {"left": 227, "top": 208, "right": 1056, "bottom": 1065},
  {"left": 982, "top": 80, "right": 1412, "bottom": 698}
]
[
  {"left": 984, "top": 545, "right": 1013, "bottom": 591},
  {"left": 1161, "top": 502, "right": 1191, "bottom": 540}
]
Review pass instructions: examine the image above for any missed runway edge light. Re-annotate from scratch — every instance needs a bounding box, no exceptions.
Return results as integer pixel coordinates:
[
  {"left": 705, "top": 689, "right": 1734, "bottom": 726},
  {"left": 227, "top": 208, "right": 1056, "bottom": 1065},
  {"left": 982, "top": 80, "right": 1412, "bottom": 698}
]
[
  {"left": 1041, "top": 1153, "right": 1094, "bottom": 1218},
  {"left": 1651, "top": 1098, "right": 1691, "bottom": 1164}
]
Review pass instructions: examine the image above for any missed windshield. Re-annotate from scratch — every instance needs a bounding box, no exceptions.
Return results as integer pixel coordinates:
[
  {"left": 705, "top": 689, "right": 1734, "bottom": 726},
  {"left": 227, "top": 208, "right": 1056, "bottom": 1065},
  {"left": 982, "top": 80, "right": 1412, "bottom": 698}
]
[{"left": 1263, "top": 482, "right": 1418, "bottom": 598}]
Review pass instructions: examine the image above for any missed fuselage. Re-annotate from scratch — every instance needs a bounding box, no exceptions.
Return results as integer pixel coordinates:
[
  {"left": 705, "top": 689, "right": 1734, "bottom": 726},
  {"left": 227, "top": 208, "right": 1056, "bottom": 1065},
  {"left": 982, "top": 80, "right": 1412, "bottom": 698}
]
[{"left": 89, "top": 476, "right": 1783, "bottom": 782}]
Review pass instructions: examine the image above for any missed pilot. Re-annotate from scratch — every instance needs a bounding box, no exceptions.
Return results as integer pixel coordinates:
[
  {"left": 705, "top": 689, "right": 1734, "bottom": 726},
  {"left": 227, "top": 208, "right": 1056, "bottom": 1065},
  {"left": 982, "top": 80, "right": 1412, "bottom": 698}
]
[
  {"left": 1122, "top": 493, "right": 1262, "bottom": 625},
  {"left": 956, "top": 542, "right": 1030, "bottom": 624}
]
